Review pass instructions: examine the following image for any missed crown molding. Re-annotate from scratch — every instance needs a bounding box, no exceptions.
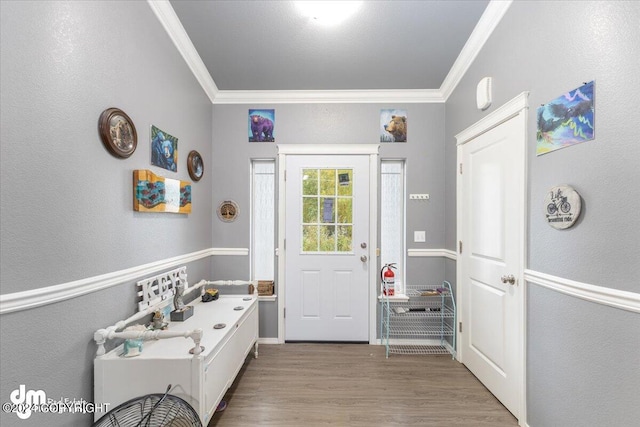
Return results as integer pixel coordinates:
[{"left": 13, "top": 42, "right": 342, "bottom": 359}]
[
  {"left": 439, "top": 0, "right": 513, "bottom": 100},
  {"left": 147, "top": 0, "right": 218, "bottom": 104},
  {"left": 213, "top": 89, "right": 445, "bottom": 104},
  {"left": 150, "top": 0, "right": 511, "bottom": 104}
]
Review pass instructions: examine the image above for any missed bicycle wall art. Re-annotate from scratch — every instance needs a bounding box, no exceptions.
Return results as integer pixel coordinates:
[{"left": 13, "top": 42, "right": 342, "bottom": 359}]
[
  {"left": 544, "top": 185, "right": 582, "bottom": 230},
  {"left": 536, "top": 81, "right": 595, "bottom": 156}
]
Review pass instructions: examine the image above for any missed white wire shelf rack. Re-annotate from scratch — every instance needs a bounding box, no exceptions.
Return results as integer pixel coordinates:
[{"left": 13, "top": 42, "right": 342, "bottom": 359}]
[
  {"left": 387, "top": 345, "right": 452, "bottom": 356},
  {"left": 383, "top": 319, "right": 455, "bottom": 337},
  {"left": 380, "top": 281, "right": 456, "bottom": 358}
]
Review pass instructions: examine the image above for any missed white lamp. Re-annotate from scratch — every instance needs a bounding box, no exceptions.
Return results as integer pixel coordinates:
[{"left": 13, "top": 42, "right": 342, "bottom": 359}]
[{"left": 295, "top": 1, "right": 363, "bottom": 25}]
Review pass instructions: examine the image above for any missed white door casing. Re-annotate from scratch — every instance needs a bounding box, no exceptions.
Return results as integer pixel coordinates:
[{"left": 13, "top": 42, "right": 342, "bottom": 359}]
[
  {"left": 456, "top": 92, "right": 528, "bottom": 423},
  {"left": 285, "top": 155, "right": 369, "bottom": 341},
  {"left": 277, "top": 145, "right": 379, "bottom": 344}
]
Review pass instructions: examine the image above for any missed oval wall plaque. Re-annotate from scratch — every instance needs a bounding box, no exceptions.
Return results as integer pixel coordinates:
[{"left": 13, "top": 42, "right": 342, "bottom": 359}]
[{"left": 544, "top": 185, "right": 581, "bottom": 229}]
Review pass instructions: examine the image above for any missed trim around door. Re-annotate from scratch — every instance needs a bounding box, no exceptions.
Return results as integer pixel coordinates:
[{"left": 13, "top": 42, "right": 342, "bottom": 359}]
[
  {"left": 276, "top": 145, "right": 379, "bottom": 344},
  {"left": 455, "top": 91, "right": 529, "bottom": 424},
  {"left": 277, "top": 144, "right": 380, "bottom": 155}
]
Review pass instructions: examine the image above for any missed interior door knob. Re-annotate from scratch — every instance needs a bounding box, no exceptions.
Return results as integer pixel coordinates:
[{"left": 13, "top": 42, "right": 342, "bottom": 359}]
[
  {"left": 360, "top": 242, "right": 367, "bottom": 249},
  {"left": 360, "top": 255, "right": 368, "bottom": 262},
  {"left": 501, "top": 274, "right": 516, "bottom": 285}
]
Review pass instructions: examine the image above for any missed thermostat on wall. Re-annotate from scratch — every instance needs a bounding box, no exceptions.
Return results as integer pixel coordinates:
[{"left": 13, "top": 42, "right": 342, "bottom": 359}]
[{"left": 476, "top": 77, "right": 492, "bottom": 110}]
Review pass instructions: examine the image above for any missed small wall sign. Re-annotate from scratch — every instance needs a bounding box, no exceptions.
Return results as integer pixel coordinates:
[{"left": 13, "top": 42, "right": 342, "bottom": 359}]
[
  {"left": 217, "top": 200, "right": 239, "bottom": 222},
  {"left": 544, "top": 185, "right": 581, "bottom": 229}
]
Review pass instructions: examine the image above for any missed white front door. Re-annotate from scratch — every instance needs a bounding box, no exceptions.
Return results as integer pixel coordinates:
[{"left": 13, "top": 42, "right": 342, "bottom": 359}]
[
  {"left": 285, "top": 155, "right": 370, "bottom": 341},
  {"left": 457, "top": 94, "right": 527, "bottom": 420}
]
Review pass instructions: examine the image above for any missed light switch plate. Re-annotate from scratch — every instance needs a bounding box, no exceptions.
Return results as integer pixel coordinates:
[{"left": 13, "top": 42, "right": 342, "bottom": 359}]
[{"left": 414, "top": 231, "right": 426, "bottom": 242}]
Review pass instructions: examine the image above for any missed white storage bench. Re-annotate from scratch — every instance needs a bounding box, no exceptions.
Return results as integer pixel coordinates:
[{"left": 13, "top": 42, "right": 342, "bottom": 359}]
[{"left": 93, "top": 269, "right": 258, "bottom": 425}]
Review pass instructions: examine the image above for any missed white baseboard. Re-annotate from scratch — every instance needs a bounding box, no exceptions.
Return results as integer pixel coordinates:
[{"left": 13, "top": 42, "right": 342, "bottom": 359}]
[
  {"left": 257, "top": 337, "right": 280, "bottom": 345},
  {"left": 0, "top": 248, "right": 249, "bottom": 314},
  {"left": 524, "top": 269, "right": 640, "bottom": 313}
]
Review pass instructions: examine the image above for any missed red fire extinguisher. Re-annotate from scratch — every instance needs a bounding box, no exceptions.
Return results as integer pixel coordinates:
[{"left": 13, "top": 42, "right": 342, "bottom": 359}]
[{"left": 381, "top": 263, "right": 397, "bottom": 296}]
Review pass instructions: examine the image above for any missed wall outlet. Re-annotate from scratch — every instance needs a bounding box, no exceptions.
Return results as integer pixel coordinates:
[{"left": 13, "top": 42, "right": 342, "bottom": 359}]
[
  {"left": 409, "top": 194, "right": 430, "bottom": 200},
  {"left": 414, "top": 231, "right": 426, "bottom": 242}
]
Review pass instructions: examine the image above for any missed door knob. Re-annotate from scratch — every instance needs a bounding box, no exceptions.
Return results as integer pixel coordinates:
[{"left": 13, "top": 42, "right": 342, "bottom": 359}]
[
  {"left": 501, "top": 274, "right": 516, "bottom": 285},
  {"left": 360, "top": 242, "right": 367, "bottom": 249},
  {"left": 360, "top": 255, "right": 368, "bottom": 262}
]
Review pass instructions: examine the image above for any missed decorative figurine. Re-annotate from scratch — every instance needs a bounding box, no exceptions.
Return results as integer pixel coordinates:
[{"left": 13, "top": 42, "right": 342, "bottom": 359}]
[
  {"left": 201, "top": 288, "right": 219, "bottom": 302},
  {"left": 174, "top": 283, "right": 185, "bottom": 311},
  {"left": 152, "top": 310, "right": 166, "bottom": 330},
  {"left": 170, "top": 282, "right": 194, "bottom": 322},
  {"left": 123, "top": 325, "right": 147, "bottom": 357}
]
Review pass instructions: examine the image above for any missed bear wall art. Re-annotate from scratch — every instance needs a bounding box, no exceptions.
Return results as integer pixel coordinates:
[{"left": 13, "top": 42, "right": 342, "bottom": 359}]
[
  {"left": 151, "top": 125, "right": 179, "bottom": 172},
  {"left": 380, "top": 109, "right": 407, "bottom": 143},
  {"left": 249, "top": 109, "right": 275, "bottom": 142}
]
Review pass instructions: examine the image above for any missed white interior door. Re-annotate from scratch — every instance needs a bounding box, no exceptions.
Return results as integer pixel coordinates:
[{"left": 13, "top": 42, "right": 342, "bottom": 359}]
[
  {"left": 285, "top": 155, "right": 370, "bottom": 341},
  {"left": 457, "top": 95, "right": 527, "bottom": 421}
]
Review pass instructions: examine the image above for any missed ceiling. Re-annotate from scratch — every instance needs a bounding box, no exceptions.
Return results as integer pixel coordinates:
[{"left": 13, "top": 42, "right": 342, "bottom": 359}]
[{"left": 161, "top": 1, "right": 505, "bottom": 103}]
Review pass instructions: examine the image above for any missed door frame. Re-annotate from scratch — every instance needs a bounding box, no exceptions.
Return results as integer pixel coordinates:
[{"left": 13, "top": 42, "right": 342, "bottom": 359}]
[
  {"left": 277, "top": 144, "right": 379, "bottom": 344},
  {"left": 455, "top": 92, "right": 528, "bottom": 424}
]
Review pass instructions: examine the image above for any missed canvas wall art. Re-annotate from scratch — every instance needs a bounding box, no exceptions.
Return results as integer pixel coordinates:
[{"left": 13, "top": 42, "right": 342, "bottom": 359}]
[
  {"left": 380, "top": 109, "right": 407, "bottom": 142},
  {"left": 248, "top": 109, "right": 275, "bottom": 142},
  {"left": 133, "top": 169, "right": 191, "bottom": 214},
  {"left": 151, "top": 125, "right": 179, "bottom": 171},
  {"left": 536, "top": 81, "right": 595, "bottom": 156}
]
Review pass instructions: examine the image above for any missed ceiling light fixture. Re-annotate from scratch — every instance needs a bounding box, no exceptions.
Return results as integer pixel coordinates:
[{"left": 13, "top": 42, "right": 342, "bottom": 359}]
[{"left": 295, "top": 1, "right": 363, "bottom": 26}]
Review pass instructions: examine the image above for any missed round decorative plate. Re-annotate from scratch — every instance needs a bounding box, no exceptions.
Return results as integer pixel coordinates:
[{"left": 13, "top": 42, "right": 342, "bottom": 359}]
[
  {"left": 217, "top": 200, "right": 239, "bottom": 222},
  {"left": 98, "top": 108, "right": 137, "bottom": 158},
  {"left": 544, "top": 185, "right": 581, "bottom": 230},
  {"left": 187, "top": 150, "right": 204, "bottom": 182}
]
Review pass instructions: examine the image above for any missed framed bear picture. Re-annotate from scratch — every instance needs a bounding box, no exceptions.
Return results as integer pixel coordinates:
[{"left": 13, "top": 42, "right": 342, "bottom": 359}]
[
  {"left": 380, "top": 109, "right": 407, "bottom": 143},
  {"left": 151, "top": 125, "right": 178, "bottom": 172},
  {"left": 248, "top": 109, "right": 275, "bottom": 142}
]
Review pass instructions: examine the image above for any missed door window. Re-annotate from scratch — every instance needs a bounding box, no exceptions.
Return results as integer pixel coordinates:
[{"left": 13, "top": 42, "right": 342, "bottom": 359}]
[{"left": 301, "top": 168, "right": 353, "bottom": 253}]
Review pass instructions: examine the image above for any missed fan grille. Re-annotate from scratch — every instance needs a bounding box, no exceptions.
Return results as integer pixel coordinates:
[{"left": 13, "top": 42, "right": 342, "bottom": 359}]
[{"left": 93, "top": 392, "right": 202, "bottom": 427}]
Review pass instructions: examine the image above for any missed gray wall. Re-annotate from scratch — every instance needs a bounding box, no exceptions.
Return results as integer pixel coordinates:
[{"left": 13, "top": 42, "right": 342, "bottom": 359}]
[
  {"left": 444, "top": 1, "right": 640, "bottom": 426},
  {"left": 0, "top": 1, "right": 212, "bottom": 426},
  {"left": 4, "top": 1, "right": 636, "bottom": 426},
  {"left": 212, "top": 103, "right": 448, "bottom": 338}
]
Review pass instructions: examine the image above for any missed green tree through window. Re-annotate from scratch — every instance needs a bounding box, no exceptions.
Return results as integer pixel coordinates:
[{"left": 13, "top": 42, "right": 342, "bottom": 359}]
[{"left": 301, "top": 168, "right": 353, "bottom": 252}]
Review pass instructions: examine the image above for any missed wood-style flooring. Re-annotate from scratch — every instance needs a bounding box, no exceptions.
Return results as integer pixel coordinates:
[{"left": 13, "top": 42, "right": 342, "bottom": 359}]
[{"left": 208, "top": 343, "right": 518, "bottom": 426}]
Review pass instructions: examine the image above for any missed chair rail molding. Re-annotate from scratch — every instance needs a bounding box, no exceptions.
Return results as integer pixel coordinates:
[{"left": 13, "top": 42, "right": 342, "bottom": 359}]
[
  {"left": 524, "top": 269, "right": 640, "bottom": 313},
  {"left": 407, "top": 248, "right": 458, "bottom": 261},
  {"left": 0, "top": 248, "right": 249, "bottom": 314}
]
